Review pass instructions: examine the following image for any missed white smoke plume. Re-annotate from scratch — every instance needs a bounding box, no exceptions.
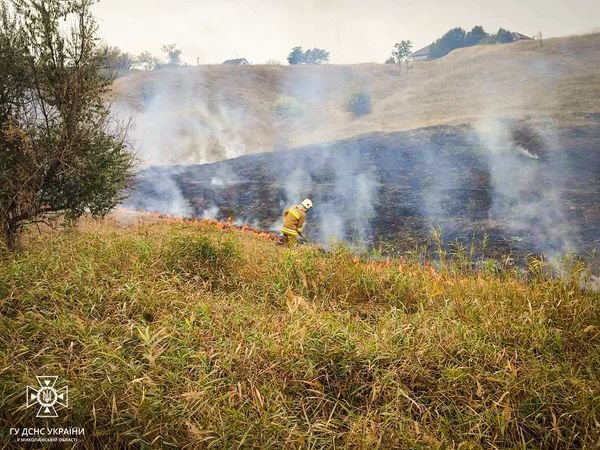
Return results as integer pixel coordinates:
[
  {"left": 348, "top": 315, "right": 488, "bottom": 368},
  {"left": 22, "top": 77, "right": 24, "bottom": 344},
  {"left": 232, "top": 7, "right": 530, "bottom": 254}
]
[
  {"left": 117, "top": 70, "right": 249, "bottom": 166},
  {"left": 475, "top": 116, "right": 577, "bottom": 260},
  {"left": 276, "top": 143, "right": 379, "bottom": 247},
  {"left": 114, "top": 68, "right": 253, "bottom": 218}
]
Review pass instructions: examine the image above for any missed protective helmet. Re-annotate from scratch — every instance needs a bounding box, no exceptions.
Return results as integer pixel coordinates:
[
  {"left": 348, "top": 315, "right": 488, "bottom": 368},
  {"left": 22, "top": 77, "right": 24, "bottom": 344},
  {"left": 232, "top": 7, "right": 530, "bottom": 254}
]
[{"left": 301, "top": 198, "right": 313, "bottom": 210}]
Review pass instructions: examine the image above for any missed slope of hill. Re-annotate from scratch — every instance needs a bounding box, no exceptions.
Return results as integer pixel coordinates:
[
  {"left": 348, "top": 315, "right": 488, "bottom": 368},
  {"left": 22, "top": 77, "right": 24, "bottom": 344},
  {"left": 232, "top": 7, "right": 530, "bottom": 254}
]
[
  {"left": 0, "top": 217, "right": 599, "bottom": 447},
  {"left": 125, "top": 123, "right": 600, "bottom": 258},
  {"left": 111, "top": 33, "right": 600, "bottom": 165}
]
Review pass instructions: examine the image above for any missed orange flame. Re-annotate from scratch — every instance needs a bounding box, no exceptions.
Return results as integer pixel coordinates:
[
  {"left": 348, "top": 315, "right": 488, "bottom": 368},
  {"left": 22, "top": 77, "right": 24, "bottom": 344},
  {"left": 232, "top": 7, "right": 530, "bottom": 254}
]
[{"left": 119, "top": 208, "right": 280, "bottom": 242}]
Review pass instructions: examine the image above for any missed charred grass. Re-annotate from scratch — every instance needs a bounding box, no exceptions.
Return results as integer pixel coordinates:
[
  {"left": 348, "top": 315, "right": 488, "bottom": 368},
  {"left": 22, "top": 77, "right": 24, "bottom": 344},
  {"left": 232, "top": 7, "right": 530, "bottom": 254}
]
[{"left": 0, "top": 219, "right": 598, "bottom": 448}]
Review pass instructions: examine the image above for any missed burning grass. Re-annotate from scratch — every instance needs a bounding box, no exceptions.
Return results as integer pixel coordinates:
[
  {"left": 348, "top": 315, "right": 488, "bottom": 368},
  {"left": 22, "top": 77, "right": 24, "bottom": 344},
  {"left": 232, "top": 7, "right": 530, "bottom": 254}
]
[{"left": 0, "top": 217, "right": 599, "bottom": 448}]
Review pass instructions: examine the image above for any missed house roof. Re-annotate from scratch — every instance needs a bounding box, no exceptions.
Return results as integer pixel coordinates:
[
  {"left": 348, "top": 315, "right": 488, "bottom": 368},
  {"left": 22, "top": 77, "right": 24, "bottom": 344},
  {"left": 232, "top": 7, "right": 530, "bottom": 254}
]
[
  {"left": 222, "top": 58, "right": 249, "bottom": 65},
  {"left": 512, "top": 32, "right": 533, "bottom": 40},
  {"left": 412, "top": 45, "right": 431, "bottom": 58}
]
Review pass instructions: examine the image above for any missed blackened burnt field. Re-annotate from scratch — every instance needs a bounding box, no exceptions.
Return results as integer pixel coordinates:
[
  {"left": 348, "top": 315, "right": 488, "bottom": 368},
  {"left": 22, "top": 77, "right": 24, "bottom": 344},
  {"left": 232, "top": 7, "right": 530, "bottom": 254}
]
[{"left": 126, "top": 121, "right": 600, "bottom": 259}]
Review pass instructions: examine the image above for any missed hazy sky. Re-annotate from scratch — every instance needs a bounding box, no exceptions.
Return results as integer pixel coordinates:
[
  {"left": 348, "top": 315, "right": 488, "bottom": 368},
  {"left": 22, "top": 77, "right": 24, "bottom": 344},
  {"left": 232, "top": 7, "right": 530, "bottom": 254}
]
[{"left": 92, "top": 0, "right": 600, "bottom": 64}]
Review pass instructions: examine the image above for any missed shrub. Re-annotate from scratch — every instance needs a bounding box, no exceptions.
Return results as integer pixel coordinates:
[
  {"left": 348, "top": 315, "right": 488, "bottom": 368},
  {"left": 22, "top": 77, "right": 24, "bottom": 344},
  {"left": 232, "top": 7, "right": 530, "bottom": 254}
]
[
  {"left": 346, "top": 89, "right": 372, "bottom": 117},
  {"left": 162, "top": 233, "right": 239, "bottom": 282},
  {"left": 274, "top": 95, "right": 304, "bottom": 118}
]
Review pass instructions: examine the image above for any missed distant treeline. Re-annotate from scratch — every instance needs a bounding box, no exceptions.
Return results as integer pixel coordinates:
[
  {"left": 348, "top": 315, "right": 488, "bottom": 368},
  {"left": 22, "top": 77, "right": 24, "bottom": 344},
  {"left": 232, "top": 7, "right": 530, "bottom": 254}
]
[
  {"left": 428, "top": 26, "right": 518, "bottom": 59},
  {"left": 99, "top": 44, "right": 184, "bottom": 75}
]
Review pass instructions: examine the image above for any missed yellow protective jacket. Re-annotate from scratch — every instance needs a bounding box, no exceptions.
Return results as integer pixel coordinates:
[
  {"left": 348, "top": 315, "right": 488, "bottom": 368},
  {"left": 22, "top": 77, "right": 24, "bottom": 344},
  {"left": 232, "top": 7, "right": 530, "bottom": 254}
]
[{"left": 281, "top": 205, "right": 306, "bottom": 236}]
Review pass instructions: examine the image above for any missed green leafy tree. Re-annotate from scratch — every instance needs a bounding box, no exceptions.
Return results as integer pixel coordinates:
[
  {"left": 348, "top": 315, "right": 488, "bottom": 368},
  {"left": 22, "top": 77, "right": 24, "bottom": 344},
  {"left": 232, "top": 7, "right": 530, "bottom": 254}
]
[
  {"left": 429, "top": 27, "right": 466, "bottom": 59},
  {"left": 161, "top": 43, "right": 182, "bottom": 65},
  {"left": 287, "top": 46, "right": 330, "bottom": 65},
  {"left": 427, "top": 25, "right": 516, "bottom": 60},
  {"left": 0, "top": 0, "right": 133, "bottom": 248},
  {"left": 304, "top": 48, "right": 330, "bottom": 64},
  {"left": 99, "top": 45, "right": 136, "bottom": 75},
  {"left": 287, "top": 46, "right": 304, "bottom": 65},
  {"left": 137, "top": 50, "right": 161, "bottom": 70},
  {"left": 483, "top": 28, "right": 514, "bottom": 44},
  {"left": 465, "top": 26, "right": 488, "bottom": 46},
  {"left": 495, "top": 28, "right": 514, "bottom": 43},
  {"left": 389, "top": 40, "right": 413, "bottom": 64}
]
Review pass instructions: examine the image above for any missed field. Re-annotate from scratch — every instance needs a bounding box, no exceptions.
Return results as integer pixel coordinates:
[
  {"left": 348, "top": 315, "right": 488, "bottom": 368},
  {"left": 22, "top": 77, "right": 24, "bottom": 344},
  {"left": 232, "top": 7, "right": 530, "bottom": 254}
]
[
  {"left": 2, "top": 31, "right": 600, "bottom": 449},
  {"left": 112, "top": 33, "right": 600, "bottom": 164},
  {"left": 0, "top": 216, "right": 599, "bottom": 448}
]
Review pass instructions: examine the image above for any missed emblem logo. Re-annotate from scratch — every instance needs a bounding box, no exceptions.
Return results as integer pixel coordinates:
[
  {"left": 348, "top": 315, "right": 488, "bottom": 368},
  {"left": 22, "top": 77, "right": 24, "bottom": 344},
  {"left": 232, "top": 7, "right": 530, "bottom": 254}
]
[{"left": 26, "top": 376, "right": 69, "bottom": 418}]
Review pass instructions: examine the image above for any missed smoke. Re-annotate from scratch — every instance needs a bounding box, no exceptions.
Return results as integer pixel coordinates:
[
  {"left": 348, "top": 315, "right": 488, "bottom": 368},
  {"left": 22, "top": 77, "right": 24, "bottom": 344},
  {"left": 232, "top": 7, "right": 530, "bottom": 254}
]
[
  {"left": 114, "top": 68, "right": 252, "bottom": 218},
  {"left": 274, "top": 142, "right": 379, "bottom": 247},
  {"left": 414, "top": 142, "right": 458, "bottom": 229},
  {"left": 515, "top": 145, "right": 540, "bottom": 160},
  {"left": 475, "top": 116, "right": 577, "bottom": 260},
  {"left": 325, "top": 164, "right": 377, "bottom": 246},
  {"left": 117, "top": 56, "right": 590, "bottom": 261},
  {"left": 130, "top": 167, "right": 192, "bottom": 216},
  {"left": 201, "top": 205, "right": 220, "bottom": 219},
  {"left": 118, "top": 70, "right": 249, "bottom": 166},
  {"left": 282, "top": 167, "right": 312, "bottom": 207}
]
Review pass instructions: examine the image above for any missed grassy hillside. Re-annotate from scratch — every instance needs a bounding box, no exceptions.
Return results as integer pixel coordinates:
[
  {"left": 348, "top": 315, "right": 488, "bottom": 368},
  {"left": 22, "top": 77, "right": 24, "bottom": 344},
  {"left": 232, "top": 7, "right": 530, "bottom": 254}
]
[
  {"left": 1, "top": 216, "right": 599, "bottom": 448},
  {"left": 112, "top": 33, "right": 600, "bottom": 163}
]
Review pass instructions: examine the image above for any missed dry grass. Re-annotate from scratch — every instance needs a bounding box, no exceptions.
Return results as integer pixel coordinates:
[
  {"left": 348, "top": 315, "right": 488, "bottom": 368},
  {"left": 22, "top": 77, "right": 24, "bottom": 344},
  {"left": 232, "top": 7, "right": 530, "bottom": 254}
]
[
  {"left": 112, "top": 33, "right": 600, "bottom": 162},
  {"left": 0, "top": 217, "right": 599, "bottom": 448}
]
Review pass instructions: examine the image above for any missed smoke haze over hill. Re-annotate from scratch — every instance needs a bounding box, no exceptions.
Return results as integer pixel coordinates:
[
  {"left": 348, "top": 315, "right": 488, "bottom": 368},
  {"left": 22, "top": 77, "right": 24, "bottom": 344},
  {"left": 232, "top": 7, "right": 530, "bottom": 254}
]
[{"left": 114, "top": 33, "right": 600, "bottom": 259}]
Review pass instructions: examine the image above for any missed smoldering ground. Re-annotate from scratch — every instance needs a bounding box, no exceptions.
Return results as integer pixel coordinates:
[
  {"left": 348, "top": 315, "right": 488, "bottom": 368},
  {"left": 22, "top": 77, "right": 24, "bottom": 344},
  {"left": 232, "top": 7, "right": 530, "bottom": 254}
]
[
  {"left": 114, "top": 55, "right": 600, "bottom": 261},
  {"left": 124, "top": 123, "right": 600, "bottom": 260},
  {"left": 475, "top": 117, "right": 579, "bottom": 260}
]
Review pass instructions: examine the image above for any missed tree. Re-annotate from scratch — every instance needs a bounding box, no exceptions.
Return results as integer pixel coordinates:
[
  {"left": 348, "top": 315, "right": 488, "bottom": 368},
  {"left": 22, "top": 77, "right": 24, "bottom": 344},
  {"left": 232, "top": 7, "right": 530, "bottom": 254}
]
[
  {"left": 99, "top": 45, "right": 136, "bottom": 75},
  {"left": 0, "top": 0, "right": 133, "bottom": 248},
  {"left": 495, "top": 28, "right": 514, "bottom": 43},
  {"left": 427, "top": 25, "right": 516, "bottom": 60},
  {"left": 137, "top": 51, "right": 161, "bottom": 70},
  {"left": 161, "top": 43, "right": 182, "bottom": 65},
  {"left": 304, "top": 48, "right": 329, "bottom": 64},
  {"left": 389, "top": 40, "right": 413, "bottom": 64},
  {"left": 429, "top": 27, "right": 466, "bottom": 59},
  {"left": 287, "top": 47, "right": 304, "bottom": 65},
  {"left": 465, "top": 26, "right": 488, "bottom": 46},
  {"left": 483, "top": 28, "right": 514, "bottom": 44},
  {"left": 287, "top": 46, "right": 329, "bottom": 65}
]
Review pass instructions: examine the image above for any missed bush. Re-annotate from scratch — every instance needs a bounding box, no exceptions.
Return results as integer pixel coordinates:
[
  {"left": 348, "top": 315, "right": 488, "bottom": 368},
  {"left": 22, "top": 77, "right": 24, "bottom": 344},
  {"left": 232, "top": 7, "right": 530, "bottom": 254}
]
[
  {"left": 274, "top": 95, "right": 304, "bottom": 118},
  {"left": 346, "top": 89, "right": 372, "bottom": 117},
  {"left": 162, "top": 233, "right": 239, "bottom": 282}
]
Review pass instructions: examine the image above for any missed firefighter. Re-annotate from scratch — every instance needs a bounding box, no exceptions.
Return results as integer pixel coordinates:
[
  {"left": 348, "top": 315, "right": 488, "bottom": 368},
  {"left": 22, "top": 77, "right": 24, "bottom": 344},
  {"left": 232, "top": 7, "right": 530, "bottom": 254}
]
[{"left": 281, "top": 198, "right": 313, "bottom": 247}]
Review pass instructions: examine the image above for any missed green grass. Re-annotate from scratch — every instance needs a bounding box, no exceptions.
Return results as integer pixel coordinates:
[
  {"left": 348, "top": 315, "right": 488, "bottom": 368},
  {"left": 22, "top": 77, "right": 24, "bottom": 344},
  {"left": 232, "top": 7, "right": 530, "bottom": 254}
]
[{"left": 0, "top": 219, "right": 599, "bottom": 448}]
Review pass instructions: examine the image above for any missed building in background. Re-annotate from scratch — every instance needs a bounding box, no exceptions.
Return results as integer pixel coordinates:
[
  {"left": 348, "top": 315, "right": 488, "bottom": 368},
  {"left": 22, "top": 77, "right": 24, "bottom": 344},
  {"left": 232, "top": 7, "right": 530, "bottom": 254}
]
[{"left": 222, "top": 58, "right": 250, "bottom": 65}]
